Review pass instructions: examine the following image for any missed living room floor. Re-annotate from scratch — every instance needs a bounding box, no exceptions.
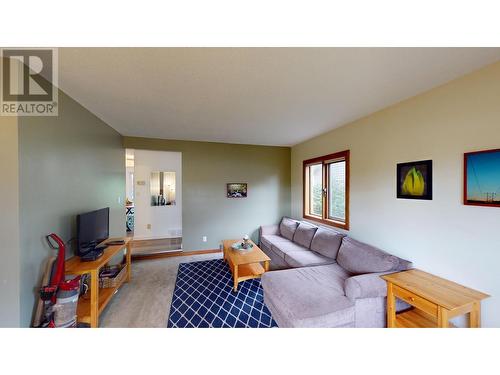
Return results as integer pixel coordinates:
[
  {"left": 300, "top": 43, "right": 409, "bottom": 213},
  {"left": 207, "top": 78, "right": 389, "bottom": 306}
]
[{"left": 99, "top": 252, "right": 222, "bottom": 327}]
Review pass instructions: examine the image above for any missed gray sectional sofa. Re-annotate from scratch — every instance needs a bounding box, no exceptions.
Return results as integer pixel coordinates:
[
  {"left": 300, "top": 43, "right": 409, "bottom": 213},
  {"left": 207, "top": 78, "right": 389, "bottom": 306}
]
[{"left": 259, "top": 217, "right": 412, "bottom": 328}]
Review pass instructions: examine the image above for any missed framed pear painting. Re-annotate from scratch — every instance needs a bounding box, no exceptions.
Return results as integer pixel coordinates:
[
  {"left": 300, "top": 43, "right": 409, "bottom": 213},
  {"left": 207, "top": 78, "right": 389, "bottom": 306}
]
[{"left": 397, "top": 160, "right": 433, "bottom": 200}]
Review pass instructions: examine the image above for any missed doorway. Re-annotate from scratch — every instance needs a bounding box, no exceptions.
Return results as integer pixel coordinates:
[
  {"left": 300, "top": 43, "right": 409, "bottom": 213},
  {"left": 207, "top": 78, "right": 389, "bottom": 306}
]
[
  {"left": 125, "top": 149, "right": 135, "bottom": 237},
  {"left": 125, "top": 148, "right": 182, "bottom": 255}
]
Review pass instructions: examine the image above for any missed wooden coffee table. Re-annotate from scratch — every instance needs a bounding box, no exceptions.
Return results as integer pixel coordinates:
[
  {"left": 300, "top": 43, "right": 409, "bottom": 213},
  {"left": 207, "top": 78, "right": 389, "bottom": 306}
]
[{"left": 222, "top": 239, "right": 271, "bottom": 292}]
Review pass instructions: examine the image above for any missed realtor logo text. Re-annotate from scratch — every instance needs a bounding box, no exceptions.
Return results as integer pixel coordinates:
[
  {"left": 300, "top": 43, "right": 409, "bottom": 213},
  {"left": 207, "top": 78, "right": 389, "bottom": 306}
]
[{"left": 1, "top": 48, "right": 58, "bottom": 116}]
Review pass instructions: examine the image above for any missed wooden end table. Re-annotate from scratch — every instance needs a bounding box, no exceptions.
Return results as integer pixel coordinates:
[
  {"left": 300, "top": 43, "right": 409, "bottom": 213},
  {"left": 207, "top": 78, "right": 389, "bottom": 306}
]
[
  {"left": 222, "top": 239, "right": 271, "bottom": 292},
  {"left": 381, "top": 269, "right": 489, "bottom": 328}
]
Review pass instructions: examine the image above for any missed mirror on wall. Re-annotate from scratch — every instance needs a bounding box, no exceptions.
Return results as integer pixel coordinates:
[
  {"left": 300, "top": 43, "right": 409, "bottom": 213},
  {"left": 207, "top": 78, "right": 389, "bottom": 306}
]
[{"left": 150, "top": 171, "right": 176, "bottom": 206}]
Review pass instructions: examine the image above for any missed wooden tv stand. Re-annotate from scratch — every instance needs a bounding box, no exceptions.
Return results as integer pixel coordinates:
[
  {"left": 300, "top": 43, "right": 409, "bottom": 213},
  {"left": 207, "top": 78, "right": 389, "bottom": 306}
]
[{"left": 65, "top": 237, "right": 132, "bottom": 328}]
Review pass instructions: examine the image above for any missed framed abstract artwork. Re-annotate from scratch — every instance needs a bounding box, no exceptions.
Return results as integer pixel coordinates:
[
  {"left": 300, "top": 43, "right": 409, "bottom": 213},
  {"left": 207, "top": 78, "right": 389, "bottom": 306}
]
[
  {"left": 397, "top": 160, "right": 433, "bottom": 200},
  {"left": 227, "top": 183, "right": 247, "bottom": 198},
  {"left": 464, "top": 148, "right": 500, "bottom": 207}
]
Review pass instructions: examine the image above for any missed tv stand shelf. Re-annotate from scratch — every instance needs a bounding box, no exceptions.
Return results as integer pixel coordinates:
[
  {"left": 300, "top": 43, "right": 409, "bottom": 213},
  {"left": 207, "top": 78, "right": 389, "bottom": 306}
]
[
  {"left": 76, "top": 279, "right": 126, "bottom": 325},
  {"left": 65, "top": 237, "right": 132, "bottom": 328}
]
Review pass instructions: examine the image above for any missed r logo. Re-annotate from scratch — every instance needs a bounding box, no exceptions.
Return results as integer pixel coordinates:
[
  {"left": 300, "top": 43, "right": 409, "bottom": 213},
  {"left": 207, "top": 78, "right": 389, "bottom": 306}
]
[{"left": 1, "top": 48, "right": 58, "bottom": 116}]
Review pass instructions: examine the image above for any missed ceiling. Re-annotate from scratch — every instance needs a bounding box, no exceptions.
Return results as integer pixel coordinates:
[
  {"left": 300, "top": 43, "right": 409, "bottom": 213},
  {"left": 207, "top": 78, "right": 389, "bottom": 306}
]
[{"left": 58, "top": 48, "right": 500, "bottom": 146}]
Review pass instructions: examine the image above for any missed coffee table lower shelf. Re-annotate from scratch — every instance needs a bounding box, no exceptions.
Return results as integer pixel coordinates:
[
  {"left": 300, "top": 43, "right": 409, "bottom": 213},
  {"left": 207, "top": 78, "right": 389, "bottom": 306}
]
[
  {"left": 236, "top": 263, "right": 265, "bottom": 281},
  {"left": 228, "top": 261, "right": 268, "bottom": 291}
]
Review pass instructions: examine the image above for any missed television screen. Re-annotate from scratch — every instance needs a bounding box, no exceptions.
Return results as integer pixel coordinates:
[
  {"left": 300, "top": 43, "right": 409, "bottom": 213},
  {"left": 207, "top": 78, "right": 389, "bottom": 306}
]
[{"left": 76, "top": 207, "right": 109, "bottom": 256}]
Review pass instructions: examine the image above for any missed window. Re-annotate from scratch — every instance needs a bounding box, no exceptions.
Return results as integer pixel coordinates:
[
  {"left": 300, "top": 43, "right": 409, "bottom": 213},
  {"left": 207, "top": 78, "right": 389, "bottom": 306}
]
[{"left": 303, "top": 150, "right": 349, "bottom": 230}]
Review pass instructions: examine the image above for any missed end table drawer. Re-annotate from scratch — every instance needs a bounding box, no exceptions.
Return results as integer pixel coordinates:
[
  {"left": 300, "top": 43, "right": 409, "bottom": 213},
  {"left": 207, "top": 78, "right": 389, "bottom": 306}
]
[{"left": 393, "top": 284, "right": 438, "bottom": 317}]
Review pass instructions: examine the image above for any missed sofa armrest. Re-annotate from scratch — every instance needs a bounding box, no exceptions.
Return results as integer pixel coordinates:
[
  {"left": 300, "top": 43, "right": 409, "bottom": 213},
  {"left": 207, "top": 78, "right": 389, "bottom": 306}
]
[
  {"left": 344, "top": 272, "right": 389, "bottom": 301},
  {"left": 259, "top": 224, "right": 280, "bottom": 236}
]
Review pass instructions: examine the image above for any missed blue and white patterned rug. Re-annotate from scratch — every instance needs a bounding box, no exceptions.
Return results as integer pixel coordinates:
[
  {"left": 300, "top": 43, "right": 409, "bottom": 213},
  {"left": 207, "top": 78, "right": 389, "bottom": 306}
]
[{"left": 167, "top": 258, "right": 278, "bottom": 328}]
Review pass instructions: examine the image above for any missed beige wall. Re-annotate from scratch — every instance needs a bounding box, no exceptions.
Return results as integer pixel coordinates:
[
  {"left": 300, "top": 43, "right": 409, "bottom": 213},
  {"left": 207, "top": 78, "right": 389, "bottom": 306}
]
[
  {"left": 124, "top": 137, "right": 291, "bottom": 251},
  {"left": 291, "top": 61, "right": 500, "bottom": 327},
  {"left": 18, "top": 90, "right": 125, "bottom": 327},
  {"left": 0, "top": 115, "right": 20, "bottom": 327}
]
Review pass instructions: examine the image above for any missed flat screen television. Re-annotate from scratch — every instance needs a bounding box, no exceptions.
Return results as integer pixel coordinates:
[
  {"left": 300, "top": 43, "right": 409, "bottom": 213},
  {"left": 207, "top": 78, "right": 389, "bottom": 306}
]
[{"left": 76, "top": 207, "right": 109, "bottom": 258}]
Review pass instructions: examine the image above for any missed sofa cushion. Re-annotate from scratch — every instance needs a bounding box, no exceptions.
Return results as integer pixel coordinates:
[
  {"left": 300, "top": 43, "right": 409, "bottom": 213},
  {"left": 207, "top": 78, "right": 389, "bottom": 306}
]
[
  {"left": 337, "top": 237, "right": 399, "bottom": 274},
  {"left": 260, "top": 234, "right": 289, "bottom": 250},
  {"left": 259, "top": 224, "right": 280, "bottom": 236},
  {"left": 259, "top": 242, "right": 289, "bottom": 270},
  {"left": 310, "top": 227, "right": 345, "bottom": 259},
  {"left": 279, "top": 217, "right": 300, "bottom": 241},
  {"left": 285, "top": 250, "right": 336, "bottom": 268},
  {"left": 292, "top": 222, "right": 318, "bottom": 248},
  {"left": 395, "top": 257, "right": 413, "bottom": 272},
  {"left": 271, "top": 241, "right": 309, "bottom": 260},
  {"left": 261, "top": 264, "right": 354, "bottom": 328}
]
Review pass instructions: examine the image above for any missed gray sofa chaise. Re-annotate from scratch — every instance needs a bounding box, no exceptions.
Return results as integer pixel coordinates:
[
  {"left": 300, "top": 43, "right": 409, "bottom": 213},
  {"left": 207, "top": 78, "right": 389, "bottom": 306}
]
[{"left": 259, "top": 217, "right": 412, "bottom": 328}]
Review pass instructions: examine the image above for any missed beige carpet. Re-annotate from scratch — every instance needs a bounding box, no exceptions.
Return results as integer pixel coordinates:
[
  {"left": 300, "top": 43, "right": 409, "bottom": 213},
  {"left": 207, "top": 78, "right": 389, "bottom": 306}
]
[{"left": 99, "top": 252, "right": 222, "bottom": 327}]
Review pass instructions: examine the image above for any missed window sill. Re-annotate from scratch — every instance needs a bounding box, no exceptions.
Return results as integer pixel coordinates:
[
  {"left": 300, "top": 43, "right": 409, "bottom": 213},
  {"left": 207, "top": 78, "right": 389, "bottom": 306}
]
[{"left": 303, "top": 214, "right": 349, "bottom": 231}]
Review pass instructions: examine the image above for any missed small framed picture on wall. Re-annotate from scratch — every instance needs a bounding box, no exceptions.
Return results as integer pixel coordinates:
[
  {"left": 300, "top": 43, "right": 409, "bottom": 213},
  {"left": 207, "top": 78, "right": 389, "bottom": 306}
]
[
  {"left": 227, "top": 183, "right": 247, "bottom": 198},
  {"left": 396, "top": 159, "right": 433, "bottom": 200},
  {"left": 464, "top": 148, "right": 500, "bottom": 207}
]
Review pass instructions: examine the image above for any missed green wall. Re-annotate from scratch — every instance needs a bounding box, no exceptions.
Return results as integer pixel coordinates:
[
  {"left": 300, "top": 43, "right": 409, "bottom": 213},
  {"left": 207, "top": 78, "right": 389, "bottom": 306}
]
[
  {"left": 123, "top": 137, "right": 291, "bottom": 250},
  {"left": 0, "top": 115, "right": 20, "bottom": 327},
  {"left": 18, "top": 90, "right": 125, "bottom": 327}
]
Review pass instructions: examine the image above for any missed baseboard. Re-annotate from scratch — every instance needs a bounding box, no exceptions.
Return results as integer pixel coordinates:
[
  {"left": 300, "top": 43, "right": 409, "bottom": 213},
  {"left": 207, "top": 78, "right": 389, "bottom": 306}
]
[
  {"left": 132, "top": 248, "right": 221, "bottom": 262},
  {"left": 131, "top": 234, "right": 182, "bottom": 241}
]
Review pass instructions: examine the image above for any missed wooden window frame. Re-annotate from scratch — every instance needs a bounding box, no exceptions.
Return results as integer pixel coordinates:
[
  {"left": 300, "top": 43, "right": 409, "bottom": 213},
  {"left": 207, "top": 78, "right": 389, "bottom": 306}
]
[{"left": 303, "top": 150, "right": 350, "bottom": 230}]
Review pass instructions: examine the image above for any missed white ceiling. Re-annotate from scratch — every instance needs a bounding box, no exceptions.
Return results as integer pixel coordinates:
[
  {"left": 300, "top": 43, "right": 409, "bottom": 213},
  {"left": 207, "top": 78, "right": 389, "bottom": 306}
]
[{"left": 58, "top": 48, "right": 500, "bottom": 146}]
